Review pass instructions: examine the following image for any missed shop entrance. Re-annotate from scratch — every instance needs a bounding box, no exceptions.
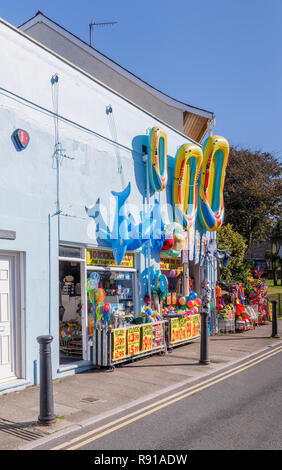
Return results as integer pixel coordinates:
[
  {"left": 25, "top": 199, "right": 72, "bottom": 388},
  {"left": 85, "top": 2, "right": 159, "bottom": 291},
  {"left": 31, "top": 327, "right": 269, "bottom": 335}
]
[
  {"left": 0, "top": 253, "right": 23, "bottom": 384},
  {"left": 59, "top": 260, "right": 83, "bottom": 364}
]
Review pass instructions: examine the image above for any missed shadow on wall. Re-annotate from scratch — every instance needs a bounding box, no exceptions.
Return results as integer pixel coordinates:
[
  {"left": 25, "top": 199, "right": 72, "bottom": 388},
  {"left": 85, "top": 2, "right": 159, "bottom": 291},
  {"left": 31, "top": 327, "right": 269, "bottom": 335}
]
[{"left": 131, "top": 134, "right": 176, "bottom": 212}]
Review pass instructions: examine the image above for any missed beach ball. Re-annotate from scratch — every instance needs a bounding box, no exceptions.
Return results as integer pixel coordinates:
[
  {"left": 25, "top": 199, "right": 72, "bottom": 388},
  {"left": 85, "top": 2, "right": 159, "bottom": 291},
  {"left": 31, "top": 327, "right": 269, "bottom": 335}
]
[
  {"left": 193, "top": 307, "right": 199, "bottom": 314},
  {"left": 179, "top": 296, "right": 186, "bottom": 306},
  {"left": 194, "top": 297, "right": 202, "bottom": 306},
  {"left": 187, "top": 299, "right": 194, "bottom": 308},
  {"left": 190, "top": 291, "right": 198, "bottom": 300}
]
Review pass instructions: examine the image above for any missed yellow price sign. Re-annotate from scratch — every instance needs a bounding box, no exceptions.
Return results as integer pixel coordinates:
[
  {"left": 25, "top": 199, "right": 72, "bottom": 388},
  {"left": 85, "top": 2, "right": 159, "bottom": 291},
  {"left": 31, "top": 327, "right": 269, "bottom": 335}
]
[
  {"left": 112, "top": 328, "right": 127, "bottom": 361},
  {"left": 141, "top": 324, "right": 153, "bottom": 352},
  {"left": 127, "top": 326, "right": 140, "bottom": 356}
]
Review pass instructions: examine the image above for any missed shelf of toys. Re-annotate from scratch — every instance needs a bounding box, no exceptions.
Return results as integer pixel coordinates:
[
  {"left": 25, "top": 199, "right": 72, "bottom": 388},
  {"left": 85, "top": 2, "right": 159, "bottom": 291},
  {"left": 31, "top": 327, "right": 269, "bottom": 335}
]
[{"left": 216, "top": 285, "right": 235, "bottom": 333}]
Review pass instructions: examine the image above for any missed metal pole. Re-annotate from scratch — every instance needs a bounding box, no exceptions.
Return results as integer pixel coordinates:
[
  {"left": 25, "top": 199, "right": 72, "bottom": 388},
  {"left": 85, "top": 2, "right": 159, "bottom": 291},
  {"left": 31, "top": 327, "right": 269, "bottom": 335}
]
[
  {"left": 199, "top": 309, "right": 210, "bottom": 364},
  {"left": 37, "top": 335, "right": 56, "bottom": 425},
  {"left": 271, "top": 300, "right": 278, "bottom": 337}
]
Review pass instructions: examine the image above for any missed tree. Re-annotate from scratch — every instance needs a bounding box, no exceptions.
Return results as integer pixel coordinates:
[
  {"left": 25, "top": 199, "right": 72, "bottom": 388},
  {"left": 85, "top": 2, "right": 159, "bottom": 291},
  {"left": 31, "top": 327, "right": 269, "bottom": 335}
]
[
  {"left": 223, "top": 147, "right": 282, "bottom": 247},
  {"left": 217, "top": 223, "right": 250, "bottom": 284}
]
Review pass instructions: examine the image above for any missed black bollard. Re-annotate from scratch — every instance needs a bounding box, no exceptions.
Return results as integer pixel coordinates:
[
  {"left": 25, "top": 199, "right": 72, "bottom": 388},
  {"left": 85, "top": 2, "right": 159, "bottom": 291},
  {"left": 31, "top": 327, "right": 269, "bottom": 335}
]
[
  {"left": 199, "top": 310, "right": 210, "bottom": 365},
  {"left": 37, "top": 335, "right": 56, "bottom": 425},
  {"left": 271, "top": 300, "right": 278, "bottom": 338}
]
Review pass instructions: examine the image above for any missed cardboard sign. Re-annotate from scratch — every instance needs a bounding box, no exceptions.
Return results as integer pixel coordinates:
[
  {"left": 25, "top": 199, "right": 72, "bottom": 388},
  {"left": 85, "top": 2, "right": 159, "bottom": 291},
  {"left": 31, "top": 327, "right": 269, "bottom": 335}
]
[
  {"left": 170, "top": 314, "right": 200, "bottom": 344},
  {"left": 170, "top": 318, "right": 180, "bottom": 343},
  {"left": 112, "top": 328, "right": 127, "bottom": 361},
  {"left": 127, "top": 326, "right": 140, "bottom": 356},
  {"left": 141, "top": 324, "right": 153, "bottom": 352}
]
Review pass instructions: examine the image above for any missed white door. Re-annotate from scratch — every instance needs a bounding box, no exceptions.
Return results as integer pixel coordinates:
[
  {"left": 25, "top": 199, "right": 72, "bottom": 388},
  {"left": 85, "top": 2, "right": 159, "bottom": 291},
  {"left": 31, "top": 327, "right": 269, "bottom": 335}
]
[{"left": 0, "top": 257, "right": 15, "bottom": 382}]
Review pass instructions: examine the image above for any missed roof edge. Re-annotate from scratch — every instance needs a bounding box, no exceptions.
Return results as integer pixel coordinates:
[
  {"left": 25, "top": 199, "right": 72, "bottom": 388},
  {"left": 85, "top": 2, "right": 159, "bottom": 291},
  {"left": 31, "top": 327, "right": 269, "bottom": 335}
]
[
  {"left": 18, "top": 11, "right": 215, "bottom": 120},
  {"left": 0, "top": 16, "right": 205, "bottom": 146}
]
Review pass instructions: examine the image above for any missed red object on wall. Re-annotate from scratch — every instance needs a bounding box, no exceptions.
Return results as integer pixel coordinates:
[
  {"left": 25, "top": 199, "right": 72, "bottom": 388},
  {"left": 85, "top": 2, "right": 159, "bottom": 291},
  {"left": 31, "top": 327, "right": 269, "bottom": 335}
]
[{"left": 13, "top": 129, "right": 30, "bottom": 150}]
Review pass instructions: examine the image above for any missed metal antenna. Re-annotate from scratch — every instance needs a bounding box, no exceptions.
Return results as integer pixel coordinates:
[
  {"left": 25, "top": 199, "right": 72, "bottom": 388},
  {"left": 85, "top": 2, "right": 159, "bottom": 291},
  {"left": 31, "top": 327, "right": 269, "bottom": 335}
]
[{"left": 89, "top": 20, "right": 117, "bottom": 47}]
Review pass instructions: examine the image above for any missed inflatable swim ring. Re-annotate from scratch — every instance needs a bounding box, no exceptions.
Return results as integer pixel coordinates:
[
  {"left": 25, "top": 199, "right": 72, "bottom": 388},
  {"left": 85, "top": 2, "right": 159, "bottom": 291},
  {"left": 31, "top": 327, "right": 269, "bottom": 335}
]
[
  {"left": 198, "top": 135, "right": 229, "bottom": 231},
  {"left": 173, "top": 143, "right": 203, "bottom": 229},
  {"left": 148, "top": 126, "right": 168, "bottom": 192}
]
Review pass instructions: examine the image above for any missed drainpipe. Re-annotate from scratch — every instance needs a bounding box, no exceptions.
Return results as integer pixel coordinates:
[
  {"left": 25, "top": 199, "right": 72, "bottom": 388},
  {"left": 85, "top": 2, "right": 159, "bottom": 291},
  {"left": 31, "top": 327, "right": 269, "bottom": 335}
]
[{"left": 142, "top": 152, "right": 151, "bottom": 301}]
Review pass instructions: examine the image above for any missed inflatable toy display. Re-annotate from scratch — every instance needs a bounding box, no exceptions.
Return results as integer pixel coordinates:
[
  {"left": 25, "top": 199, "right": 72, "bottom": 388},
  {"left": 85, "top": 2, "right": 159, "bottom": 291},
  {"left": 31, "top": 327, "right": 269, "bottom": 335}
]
[
  {"left": 198, "top": 135, "right": 229, "bottom": 231},
  {"left": 148, "top": 126, "right": 168, "bottom": 192},
  {"left": 173, "top": 143, "right": 203, "bottom": 229}
]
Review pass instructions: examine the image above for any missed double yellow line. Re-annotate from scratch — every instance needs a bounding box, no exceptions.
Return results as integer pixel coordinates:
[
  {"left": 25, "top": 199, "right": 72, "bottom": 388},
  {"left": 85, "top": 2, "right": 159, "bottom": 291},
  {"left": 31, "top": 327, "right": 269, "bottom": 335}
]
[{"left": 52, "top": 345, "right": 282, "bottom": 450}]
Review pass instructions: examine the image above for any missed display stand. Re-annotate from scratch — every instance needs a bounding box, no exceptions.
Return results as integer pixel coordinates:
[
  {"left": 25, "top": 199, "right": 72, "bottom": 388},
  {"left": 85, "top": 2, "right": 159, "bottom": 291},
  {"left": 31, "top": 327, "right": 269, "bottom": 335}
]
[{"left": 93, "top": 321, "right": 167, "bottom": 369}]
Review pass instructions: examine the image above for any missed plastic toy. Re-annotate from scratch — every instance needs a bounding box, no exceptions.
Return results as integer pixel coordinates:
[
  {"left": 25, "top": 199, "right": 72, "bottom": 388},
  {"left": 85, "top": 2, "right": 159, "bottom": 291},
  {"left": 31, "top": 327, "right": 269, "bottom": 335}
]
[
  {"left": 148, "top": 126, "right": 168, "bottom": 192},
  {"left": 173, "top": 143, "right": 203, "bottom": 229},
  {"left": 198, "top": 135, "right": 229, "bottom": 231}
]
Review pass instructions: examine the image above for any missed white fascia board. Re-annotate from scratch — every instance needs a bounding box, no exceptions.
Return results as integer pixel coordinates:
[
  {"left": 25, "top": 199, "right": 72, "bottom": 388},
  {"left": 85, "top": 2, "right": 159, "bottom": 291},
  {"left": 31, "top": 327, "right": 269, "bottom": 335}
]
[{"left": 19, "top": 14, "right": 214, "bottom": 120}]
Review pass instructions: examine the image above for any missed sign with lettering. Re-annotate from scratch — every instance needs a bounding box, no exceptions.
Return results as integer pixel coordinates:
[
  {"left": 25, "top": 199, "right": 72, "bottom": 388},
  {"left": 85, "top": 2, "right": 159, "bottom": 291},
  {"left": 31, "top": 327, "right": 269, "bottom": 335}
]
[
  {"left": 141, "top": 324, "right": 153, "bottom": 352},
  {"left": 170, "top": 314, "right": 200, "bottom": 344},
  {"left": 112, "top": 328, "right": 127, "bottom": 361},
  {"left": 127, "top": 326, "right": 140, "bottom": 356},
  {"left": 87, "top": 249, "right": 134, "bottom": 268}
]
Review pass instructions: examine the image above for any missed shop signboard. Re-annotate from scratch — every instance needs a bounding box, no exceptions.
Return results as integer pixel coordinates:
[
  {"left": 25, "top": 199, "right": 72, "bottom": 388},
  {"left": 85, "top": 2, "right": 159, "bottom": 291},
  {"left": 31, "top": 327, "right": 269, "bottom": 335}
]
[
  {"left": 160, "top": 257, "right": 183, "bottom": 271},
  {"left": 127, "top": 325, "right": 140, "bottom": 356},
  {"left": 87, "top": 249, "right": 134, "bottom": 268},
  {"left": 112, "top": 328, "right": 127, "bottom": 361},
  {"left": 141, "top": 324, "right": 153, "bottom": 352}
]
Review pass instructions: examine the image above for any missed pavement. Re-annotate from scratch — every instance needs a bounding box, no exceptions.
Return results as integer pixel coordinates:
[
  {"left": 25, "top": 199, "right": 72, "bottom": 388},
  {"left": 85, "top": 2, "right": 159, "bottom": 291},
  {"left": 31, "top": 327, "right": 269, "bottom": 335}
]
[{"left": 0, "top": 320, "right": 281, "bottom": 451}]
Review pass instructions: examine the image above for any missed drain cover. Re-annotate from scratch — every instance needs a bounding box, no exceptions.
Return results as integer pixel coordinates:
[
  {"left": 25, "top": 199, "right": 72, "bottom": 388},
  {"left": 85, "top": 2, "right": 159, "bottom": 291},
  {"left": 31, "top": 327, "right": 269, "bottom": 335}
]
[{"left": 80, "top": 397, "right": 99, "bottom": 403}]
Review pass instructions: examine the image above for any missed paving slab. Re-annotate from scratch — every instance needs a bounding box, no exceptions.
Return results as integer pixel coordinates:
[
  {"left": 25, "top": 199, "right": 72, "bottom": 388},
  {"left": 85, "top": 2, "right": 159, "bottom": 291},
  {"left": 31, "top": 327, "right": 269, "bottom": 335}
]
[{"left": 0, "top": 321, "right": 281, "bottom": 450}]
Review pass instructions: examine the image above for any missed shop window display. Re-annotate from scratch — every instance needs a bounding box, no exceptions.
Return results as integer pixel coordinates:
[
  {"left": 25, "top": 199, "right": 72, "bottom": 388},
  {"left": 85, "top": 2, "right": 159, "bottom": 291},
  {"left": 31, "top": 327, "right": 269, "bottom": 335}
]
[{"left": 87, "top": 270, "right": 135, "bottom": 331}]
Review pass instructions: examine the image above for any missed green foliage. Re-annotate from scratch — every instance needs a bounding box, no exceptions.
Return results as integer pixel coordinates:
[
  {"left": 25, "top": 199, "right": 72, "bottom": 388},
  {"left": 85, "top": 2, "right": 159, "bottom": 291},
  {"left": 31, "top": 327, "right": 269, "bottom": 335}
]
[
  {"left": 217, "top": 223, "right": 250, "bottom": 284},
  {"left": 223, "top": 147, "right": 282, "bottom": 247}
]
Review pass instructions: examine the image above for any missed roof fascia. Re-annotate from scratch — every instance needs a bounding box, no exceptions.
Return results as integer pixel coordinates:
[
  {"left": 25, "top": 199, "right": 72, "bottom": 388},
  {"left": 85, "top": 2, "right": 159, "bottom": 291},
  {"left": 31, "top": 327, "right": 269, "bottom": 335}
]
[{"left": 19, "top": 14, "right": 214, "bottom": 120}]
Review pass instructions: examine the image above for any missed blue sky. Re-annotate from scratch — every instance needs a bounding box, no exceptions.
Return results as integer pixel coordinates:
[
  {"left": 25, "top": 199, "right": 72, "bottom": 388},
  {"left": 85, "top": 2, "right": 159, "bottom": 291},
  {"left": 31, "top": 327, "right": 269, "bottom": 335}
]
[{"left": 1, "top": 0, "right": 281, "bottom": 158}]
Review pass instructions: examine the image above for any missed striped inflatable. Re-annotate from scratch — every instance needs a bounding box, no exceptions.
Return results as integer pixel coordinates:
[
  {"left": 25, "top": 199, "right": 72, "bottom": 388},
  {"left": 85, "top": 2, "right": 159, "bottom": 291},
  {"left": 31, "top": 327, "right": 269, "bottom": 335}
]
[
  {"left": 173, "top": 143, "right": 203, "bottom": 229},
  {"left": 198, "top": 135, "right": 229, "bottom": 231}
]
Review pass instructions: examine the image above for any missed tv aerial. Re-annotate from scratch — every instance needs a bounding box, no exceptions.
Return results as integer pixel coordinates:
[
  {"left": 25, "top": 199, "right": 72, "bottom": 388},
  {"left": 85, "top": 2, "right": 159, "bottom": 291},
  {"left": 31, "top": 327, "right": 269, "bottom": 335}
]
[{"left": 89, "top": 20, "right": 117, "bottom": 47}]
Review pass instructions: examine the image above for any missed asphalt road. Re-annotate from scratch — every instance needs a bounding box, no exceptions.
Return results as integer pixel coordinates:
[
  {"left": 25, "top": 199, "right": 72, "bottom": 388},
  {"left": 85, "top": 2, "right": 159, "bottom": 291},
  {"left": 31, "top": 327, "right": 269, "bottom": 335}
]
[{"left": 37, "top": 347, "right": 282, "bottom": 451}]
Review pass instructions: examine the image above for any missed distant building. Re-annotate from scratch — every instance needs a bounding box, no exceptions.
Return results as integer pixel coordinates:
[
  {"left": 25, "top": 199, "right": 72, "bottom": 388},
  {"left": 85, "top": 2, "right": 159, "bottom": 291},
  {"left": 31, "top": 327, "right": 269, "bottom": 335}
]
[{"left": 244, "top": 241, "right": 272, "bottom": 269}]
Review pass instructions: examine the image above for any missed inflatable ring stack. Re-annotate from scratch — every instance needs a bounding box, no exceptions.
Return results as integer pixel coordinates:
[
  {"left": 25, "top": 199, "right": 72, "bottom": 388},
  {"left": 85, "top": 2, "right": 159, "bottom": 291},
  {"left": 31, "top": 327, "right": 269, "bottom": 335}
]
[
  {"left": 173, "top": 143, "right": 203, "bottom": 230},
  {"left": 198, "top": 135, "right": 229, "bottom": 231},
  {"left": 148, "top": 126, "right": 168, "bottom": 192}
]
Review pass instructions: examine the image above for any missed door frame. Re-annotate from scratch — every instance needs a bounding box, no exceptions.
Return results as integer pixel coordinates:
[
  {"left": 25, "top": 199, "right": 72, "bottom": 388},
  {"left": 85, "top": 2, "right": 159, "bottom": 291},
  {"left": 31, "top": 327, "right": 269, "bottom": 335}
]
[{"left": 0, "top": 251, "right": 25, "bottom": 382}]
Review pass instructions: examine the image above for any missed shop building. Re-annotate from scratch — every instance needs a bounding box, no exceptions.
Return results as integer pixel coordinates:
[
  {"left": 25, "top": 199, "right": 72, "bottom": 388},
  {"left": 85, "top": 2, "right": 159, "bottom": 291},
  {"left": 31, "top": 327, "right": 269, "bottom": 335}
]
[{"left": 0, "top": 15, "right": 221, "bottom": 394}]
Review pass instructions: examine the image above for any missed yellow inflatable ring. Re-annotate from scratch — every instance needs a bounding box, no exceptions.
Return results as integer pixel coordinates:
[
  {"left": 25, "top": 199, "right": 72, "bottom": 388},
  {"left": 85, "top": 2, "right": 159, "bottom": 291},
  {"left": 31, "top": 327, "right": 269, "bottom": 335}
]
[
  {"left": 148, "top": 126, "right": 168, "bottom": 192},
  {"left": 173, "top": 143, "right": 203, "bottom": 229},
  {"left": 198, "top": 135, "right": 229, "bottom": 231}
]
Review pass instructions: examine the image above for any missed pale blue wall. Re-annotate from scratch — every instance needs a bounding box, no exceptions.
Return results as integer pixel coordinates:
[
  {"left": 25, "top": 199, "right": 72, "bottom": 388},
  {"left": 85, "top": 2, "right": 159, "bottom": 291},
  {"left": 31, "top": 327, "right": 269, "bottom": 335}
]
[{"left": 0, "top": 20, "right": 216, "bottom": 386}]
